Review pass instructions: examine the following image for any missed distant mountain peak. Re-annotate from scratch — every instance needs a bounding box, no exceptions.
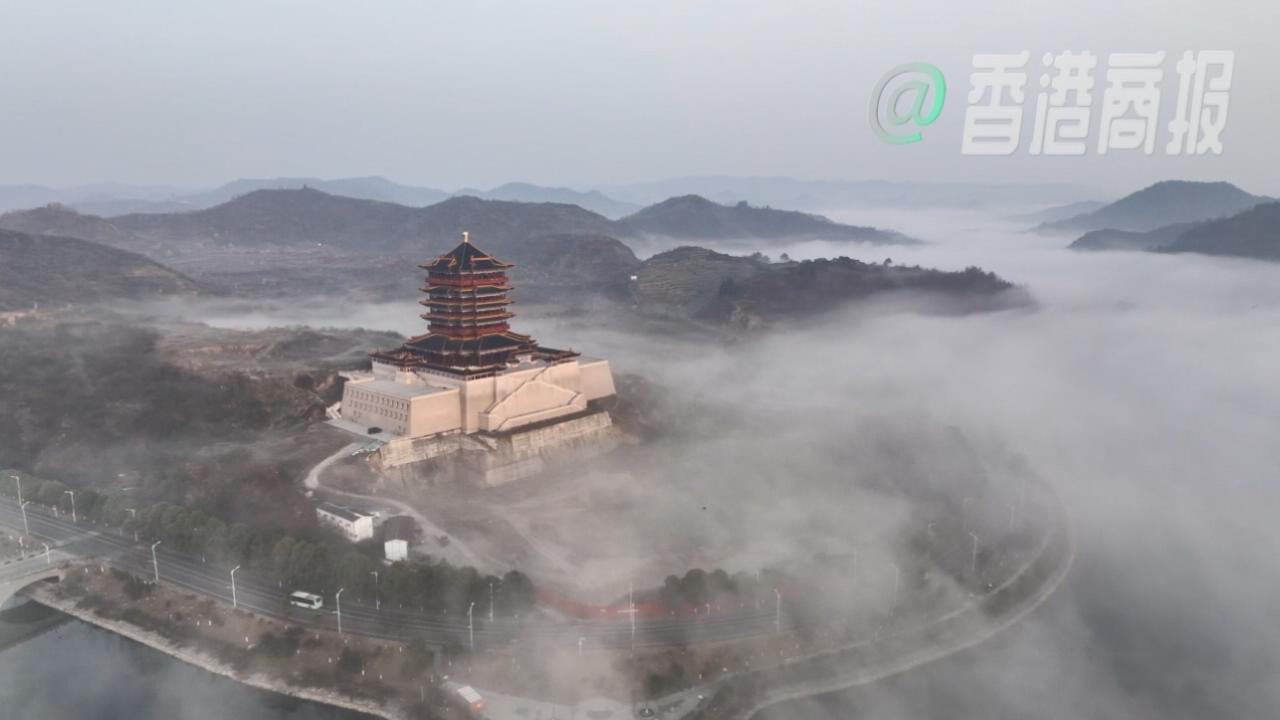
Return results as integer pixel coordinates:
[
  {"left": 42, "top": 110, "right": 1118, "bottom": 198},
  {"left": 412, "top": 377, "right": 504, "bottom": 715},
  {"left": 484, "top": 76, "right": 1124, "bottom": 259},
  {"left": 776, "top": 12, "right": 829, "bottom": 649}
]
[
  {"left": 622, "top": 194, "right": 914, "bottom": 245},
  {"left": 1039, "top": 180, "right": 1268, "bottom": 234}
]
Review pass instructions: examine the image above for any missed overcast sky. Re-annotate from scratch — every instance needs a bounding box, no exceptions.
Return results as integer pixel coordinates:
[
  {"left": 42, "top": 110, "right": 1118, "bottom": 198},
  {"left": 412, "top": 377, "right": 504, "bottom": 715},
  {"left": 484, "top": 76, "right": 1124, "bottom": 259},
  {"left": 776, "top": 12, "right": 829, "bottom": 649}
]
[{"left": 0, "top": 1, "right": 1276, "bottom": 196}]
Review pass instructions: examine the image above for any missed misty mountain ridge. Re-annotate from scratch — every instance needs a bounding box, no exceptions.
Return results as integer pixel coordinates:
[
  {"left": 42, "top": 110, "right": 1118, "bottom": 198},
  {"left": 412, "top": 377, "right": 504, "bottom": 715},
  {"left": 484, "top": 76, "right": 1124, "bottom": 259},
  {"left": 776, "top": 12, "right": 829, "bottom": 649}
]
[
  {"left": 1038, "top": 181, "right": 1270, "bottom": 234},
  {"left": 627, "top": 245, "right": 1023, "bottom": 326},
  {"left": 3, "top": 187, "right": 916, "bottom": 258},
  {"left": 1067, "top": 201, "right": 1280, "bottom": 261},
  {"left": 453, "top": 182, "right": 640, "bottom": 218},
  {"left": 2, "top": 175, "right": 1100, "bottom": 223},
  {"left": 0, "top": 229, "right": 199, "bottom": 311},
  {"left": 1068, "top": 222, "right": 1203, "bottom": 252},
  {"left": 1009, "top": 199, "right": 1109, "bottom": 225},
  {"left": 1157, "top": 202, "right": 1280, "bottom": 261},
  {"left": 598, "top": 175, "right": 1094, "bottom": 210},
  {"left": 623, "top": 195, "right": 914, "bottom": 245}
]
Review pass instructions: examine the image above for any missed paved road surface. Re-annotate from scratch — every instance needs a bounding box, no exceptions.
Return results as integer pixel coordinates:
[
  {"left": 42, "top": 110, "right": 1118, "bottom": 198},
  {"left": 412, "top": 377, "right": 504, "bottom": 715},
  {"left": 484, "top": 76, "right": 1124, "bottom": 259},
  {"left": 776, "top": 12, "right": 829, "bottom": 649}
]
[{"left": 0, "top": 497, "right": 778, "bottom": 650}]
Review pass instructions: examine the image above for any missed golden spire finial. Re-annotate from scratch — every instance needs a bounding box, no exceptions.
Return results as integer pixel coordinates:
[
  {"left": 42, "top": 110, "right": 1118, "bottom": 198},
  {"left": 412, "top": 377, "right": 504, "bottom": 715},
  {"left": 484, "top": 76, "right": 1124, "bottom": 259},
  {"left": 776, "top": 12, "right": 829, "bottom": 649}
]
[{"left": 462, "top": 231, "right": 470, "bottom": 244}]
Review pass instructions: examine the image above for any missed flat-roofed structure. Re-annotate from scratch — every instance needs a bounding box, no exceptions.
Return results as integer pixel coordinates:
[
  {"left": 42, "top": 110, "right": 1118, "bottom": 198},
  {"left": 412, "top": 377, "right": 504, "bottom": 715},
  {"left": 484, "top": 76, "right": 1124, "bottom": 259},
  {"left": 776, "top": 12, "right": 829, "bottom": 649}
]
[{"left": 316, "top": 502, "right": 375, "bottom": 542}]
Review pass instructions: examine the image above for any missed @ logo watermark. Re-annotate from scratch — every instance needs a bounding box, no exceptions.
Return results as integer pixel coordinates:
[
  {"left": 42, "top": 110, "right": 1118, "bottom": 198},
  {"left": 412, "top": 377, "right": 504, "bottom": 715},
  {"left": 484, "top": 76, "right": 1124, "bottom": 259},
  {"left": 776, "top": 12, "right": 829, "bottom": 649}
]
[{"left": 869, "top": 63, "right": 947, "bottom": 144}]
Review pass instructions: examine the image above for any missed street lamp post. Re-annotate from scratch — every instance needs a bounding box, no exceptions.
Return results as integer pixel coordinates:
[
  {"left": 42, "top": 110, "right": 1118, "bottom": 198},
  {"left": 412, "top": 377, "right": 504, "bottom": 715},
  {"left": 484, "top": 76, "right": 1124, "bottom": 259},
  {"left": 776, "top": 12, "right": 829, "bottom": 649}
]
[
  {"left": 468, "top": 601, "right": 475, "bottom": 650},
  {"left": 230, "top": 565, "right": 241, "bottom": 608},
  {"left": 42, "top": 542, "right": 50, "bottom": 565},
  {"left": 11, "top": 474, "right": 20, "bottom": 505},
  {"left": 20, "top": 500, "right": 30, "bottom": 535},
  {"left": 64, "top": 490, "right": 76, "bottom": 523},
  {"left": 774, "top": 588, "right": 782, "bottom": 635},
  {"left": 370, "top": 571, "right": 379, "bottom": 610},
  {"left": 489, "top": 581, "right": 495, "bottom": 622},
  {"left": 969, "top": 531, "right": 980, "bottom": 577},
  {"left": 151, "top": 541, "right": 162, "bottom": 583},
  {"left": 336, "top": 588, "right": 345, "bottom": 635}
]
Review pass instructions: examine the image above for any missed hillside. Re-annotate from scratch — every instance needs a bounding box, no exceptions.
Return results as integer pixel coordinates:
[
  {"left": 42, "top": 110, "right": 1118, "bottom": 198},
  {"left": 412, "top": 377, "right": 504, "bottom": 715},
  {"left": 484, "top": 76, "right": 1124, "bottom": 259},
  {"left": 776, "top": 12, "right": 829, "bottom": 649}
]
[
  {"left": 189, "top": 176, "right": 451, "bottom": 208},
  {"left": 501, "top": 233, "right": 641, "bottom": 294},
  {"left": 711, "top": 258, "right": 1021, "bottom": 326},
  {"left": 627, "top": 247, "right": 1022, "bottom": 325},
  {"left": 454, "top": 182, "right": 639, "bottom": 219},
  {"left": 1069, "top": 222, "right": 1201, "bottom": 252},
  {"left": 1011, "top": 199, "right": 1107, "bottom": 225},
  {"left": 1159, "top": 202, "right": 1280, "bottom": 261},
  {"left": 112, "top": 188, "right": 423, "bottom": 250},
  {"left": 104, "top": 189, "right": 628, "bottom": 256},
  {"left": 0, "top": 204, "right": 149, "bottom": 249},
  {"left": 0, "top": 229, "right": 199, "bottom": 311},
  {"left": 622, "top": 195, "right": 914, "bottom": 244},
  {"left": 627, "top": 246, "right": 770, "bottom": 317},
  {"left": 1038, "top": 181, "right": 1268, "bottom": 234}
]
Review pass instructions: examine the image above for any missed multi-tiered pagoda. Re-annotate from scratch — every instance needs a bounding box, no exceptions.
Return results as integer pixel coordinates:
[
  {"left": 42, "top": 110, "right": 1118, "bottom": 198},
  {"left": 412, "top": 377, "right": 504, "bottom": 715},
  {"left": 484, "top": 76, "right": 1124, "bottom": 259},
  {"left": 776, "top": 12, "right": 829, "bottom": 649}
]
[
  {"left": 373, "top": 232, "right": 577, "bottom": 376},
  {"left": 341, "top": 233, "right": 616, "bottom": 450}
]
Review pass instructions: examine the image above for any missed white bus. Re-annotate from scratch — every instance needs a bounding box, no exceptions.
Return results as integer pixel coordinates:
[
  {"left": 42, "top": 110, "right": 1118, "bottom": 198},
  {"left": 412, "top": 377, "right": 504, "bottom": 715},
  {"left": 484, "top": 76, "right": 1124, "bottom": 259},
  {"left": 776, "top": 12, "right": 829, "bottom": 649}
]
[{"left": 289, "top": 591, "right": 324, "bottom": 610}]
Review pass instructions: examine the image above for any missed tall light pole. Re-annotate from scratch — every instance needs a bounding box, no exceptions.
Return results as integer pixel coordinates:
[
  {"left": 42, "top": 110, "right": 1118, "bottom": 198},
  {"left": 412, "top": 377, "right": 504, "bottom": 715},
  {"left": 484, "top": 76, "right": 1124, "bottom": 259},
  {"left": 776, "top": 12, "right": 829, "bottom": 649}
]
[
  {"left": 151, "top": 541, "right": 162, "bottom": 583},
  {"left": 64, "top": 490, "right": 76, "bottom": 523},
  {"left": 11, "top": 474, "right": 21, "bottom": 505},
  {"left": 42, "top": 542, "right": 51, "bottom": 566},
  {"left": 488, "top": 581, "right": 495, "bottom": 622},
  {"left": 468, "top": 601, "right": 475, "bottom": 650},
  {"left": 336, "top": 588, "right": 345, "bottom": 634},
  {"left": 968, "top": 531, "right": 980, "bottom": 577},
  {"left": 774, "top": 588, "right": 782, "bottom": 635},
  {"left": 370, "top": 571, "right": 379, "bottom": 610},
  {"left": 20, "top": 500, "right": 30, "bottom": 535},
  {"left": 230, "top": 565, "right": 241, "bottom": 608},
  {"left": 629, "top": 582, "right": 636, "bottom": 648}
]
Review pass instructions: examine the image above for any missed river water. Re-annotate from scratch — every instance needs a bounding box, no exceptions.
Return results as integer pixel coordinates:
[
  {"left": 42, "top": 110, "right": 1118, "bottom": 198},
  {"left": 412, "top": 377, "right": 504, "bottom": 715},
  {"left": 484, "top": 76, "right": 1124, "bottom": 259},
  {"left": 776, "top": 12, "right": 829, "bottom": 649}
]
[{"left": 0, "top": 611, "right": 371, "bottom": 720}]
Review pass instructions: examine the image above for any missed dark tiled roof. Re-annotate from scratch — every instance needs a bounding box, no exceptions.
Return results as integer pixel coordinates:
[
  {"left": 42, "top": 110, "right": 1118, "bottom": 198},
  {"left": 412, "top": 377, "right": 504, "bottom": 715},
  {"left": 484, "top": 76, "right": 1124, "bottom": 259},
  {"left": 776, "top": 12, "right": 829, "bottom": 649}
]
[
  {"left": 420, "top": 239, "right": 513, "bottom": 272},
  {"left": 317, "top": 502, "right": 371, "bottom": 523},
  {"left": 405, "top": 331, "right": 533, "bottom": 354}
]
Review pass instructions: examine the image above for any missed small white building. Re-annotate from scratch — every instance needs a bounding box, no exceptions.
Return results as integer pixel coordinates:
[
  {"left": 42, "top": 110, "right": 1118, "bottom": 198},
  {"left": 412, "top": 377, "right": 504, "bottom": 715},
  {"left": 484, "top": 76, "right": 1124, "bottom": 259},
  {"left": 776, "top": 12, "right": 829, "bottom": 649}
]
[
  {"left": 384, "top": 538, "right": 408, "bottom": 562},
  {"left": 316, "top": 502, "right": 375, "bottom": 542}
]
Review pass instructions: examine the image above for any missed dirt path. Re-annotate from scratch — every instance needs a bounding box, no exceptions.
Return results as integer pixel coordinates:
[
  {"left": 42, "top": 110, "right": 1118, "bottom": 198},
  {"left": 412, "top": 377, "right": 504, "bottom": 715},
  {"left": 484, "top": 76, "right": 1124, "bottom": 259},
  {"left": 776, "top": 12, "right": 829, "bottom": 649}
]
[{"left": 302, "top": 442, "right": 492, "bottom": 570}]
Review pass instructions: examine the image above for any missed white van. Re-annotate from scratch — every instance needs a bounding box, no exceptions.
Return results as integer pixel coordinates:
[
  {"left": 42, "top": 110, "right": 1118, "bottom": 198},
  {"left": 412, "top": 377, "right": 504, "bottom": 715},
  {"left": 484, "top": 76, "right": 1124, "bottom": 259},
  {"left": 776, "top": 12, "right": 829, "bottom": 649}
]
[{"left": 289, "top": 591, "right": 324, "bottom": 610}]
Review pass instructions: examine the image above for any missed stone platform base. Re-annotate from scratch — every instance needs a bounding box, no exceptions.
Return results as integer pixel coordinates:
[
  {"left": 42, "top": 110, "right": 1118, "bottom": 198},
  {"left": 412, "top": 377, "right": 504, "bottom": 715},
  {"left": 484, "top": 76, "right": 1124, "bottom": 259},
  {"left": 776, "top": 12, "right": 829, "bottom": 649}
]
[{"left": 372, "top": 409, "right": 621, "bottom": 487}]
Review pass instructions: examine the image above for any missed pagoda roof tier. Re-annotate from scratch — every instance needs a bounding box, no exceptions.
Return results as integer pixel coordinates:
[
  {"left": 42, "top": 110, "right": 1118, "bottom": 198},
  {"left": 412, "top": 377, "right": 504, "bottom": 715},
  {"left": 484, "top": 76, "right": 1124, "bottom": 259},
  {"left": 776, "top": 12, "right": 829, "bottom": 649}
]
[
  {"left": 420, "top": 239, "right": 513, "bottom": 273},
  {"left": 424, "top": 280, "right": 514, "bottom": 292},
  {"left": 419, "top": 294, "right": 509, "bottom": 304},
  {"left": 423, "top": 310, "right": 515, "bottom": 323},
  {"left": 425, "top": 280, "right": 510, "bottom": 289},
  {"left": 404, "top": 331, "right": 535, "bottom": 355}
]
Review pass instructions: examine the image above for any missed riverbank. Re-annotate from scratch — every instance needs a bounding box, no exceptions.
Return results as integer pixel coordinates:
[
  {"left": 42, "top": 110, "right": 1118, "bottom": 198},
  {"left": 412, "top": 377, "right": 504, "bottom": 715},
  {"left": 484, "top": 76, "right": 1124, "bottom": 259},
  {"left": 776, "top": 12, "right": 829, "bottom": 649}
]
[{"left": 24, "top": 582, "right": 404, "bottom": 720}]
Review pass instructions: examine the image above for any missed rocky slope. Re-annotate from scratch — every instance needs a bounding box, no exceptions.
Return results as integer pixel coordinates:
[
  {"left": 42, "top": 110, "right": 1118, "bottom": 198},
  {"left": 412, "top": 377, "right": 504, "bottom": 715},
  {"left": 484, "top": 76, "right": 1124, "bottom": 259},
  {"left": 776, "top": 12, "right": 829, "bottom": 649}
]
[{"left": 0, "top": 229, "right": 199, "bottom": 311}]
